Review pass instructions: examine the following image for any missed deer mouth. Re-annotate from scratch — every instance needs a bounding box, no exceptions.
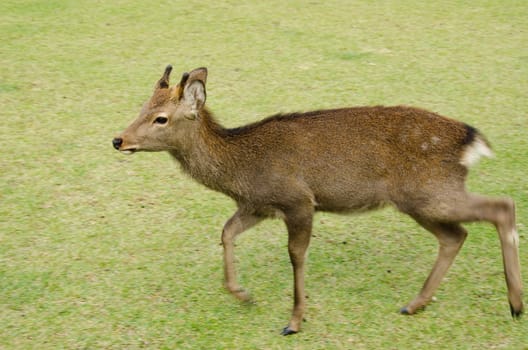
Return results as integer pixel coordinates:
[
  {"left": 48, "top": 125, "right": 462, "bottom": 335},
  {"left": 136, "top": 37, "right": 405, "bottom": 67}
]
[
  {"left": 120, "top": 148, "right": 137, "bottom": 155},
  {"left": 119, "top": 142, "right": 139, "bottom": 154},
  {"left": 118, "top": 147, "right": 137, "bottom": 155}
]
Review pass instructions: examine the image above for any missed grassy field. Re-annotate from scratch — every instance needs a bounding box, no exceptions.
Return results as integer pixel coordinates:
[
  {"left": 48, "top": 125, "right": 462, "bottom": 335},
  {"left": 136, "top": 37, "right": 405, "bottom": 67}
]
[{"left": 1, "top": 0, "right": 527, "bottom": 348}]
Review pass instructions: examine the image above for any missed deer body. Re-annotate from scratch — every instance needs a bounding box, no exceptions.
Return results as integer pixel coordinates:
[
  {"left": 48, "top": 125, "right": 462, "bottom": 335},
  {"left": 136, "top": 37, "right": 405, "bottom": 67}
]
[{"left": 113, "top": 66, "right": 523, "bottom": 335}]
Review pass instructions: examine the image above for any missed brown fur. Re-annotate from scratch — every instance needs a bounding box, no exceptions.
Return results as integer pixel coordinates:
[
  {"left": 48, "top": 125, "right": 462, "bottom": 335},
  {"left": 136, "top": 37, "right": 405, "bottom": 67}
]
[{"left": 113, "top": 66, "right": 523, "bottom": 335}]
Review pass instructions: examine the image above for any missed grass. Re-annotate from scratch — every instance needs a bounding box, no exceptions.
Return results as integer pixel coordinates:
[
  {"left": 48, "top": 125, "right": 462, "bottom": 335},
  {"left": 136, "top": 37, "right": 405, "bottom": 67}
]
[{"left": 1, "top": 0, "right": 527, "bottom": 348}]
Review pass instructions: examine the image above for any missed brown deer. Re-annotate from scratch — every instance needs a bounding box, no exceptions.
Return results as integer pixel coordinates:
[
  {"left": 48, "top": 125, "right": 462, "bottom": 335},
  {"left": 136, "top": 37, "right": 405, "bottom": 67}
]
[{"left": 112, "top": 65, "right": 523, "bottom": 335}]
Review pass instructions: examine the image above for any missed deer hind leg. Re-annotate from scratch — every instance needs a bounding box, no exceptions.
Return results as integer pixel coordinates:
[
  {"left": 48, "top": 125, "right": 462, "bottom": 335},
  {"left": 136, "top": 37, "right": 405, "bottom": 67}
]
[
  {"left": 402, "top": 193, "right": 522, "bottom": 317},
  {"left": 221, "top": 209, "right": 262, "bottom": 302},
  {"left": 401, "top": 220, "right": 468, "bottom": 315},
  {"left": 459, "top": 194, "right": 523, "bottom": 317}
]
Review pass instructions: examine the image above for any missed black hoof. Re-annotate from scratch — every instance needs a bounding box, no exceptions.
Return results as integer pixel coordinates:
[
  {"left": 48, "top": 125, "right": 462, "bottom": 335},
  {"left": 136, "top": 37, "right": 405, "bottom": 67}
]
[
  {"left": 400, "top": 305, "right": 425, "bottom": 315},
  {"left": 399, "top": 307, "right": 411, "bottom": 315},
  {"left": 510, "top": 304, "right": 523, "bottom": 319},
  {"left": 281, "top": 326, "right": 298, "bottom": 336}
]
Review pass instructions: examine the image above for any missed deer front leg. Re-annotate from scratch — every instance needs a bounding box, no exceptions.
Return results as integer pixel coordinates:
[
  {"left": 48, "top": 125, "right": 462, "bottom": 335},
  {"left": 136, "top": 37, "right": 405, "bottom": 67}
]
[
  {"left": 221, "top": 209, "right": 261, "bottom": 302},
  {"left": 282, "top": 206, "right": 313, "bottom": 335}
]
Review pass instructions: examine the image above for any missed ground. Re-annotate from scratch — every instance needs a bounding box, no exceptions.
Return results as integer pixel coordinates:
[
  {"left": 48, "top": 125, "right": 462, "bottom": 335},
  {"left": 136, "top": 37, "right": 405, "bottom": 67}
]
[{"left": 1, "top": 1, "right": 527, "bottom": 348}]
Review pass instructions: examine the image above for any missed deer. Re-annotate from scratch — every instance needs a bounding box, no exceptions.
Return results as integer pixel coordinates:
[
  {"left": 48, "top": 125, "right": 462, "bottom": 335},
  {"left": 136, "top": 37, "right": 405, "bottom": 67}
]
[{"left": 112, "top": 65, "right": 523, "bottom": 335}]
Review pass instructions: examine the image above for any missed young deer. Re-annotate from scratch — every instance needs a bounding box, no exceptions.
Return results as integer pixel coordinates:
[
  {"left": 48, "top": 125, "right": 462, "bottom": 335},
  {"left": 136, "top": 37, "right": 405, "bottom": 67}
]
[{"left": 113, "top": 65, "right": 523, "bottom": 335}]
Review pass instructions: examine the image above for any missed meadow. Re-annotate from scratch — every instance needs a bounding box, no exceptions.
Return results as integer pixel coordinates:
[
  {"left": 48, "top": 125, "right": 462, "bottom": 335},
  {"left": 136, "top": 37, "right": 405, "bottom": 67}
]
[{"left": 1, "top": 1, "right": 527, "bottom": 348}]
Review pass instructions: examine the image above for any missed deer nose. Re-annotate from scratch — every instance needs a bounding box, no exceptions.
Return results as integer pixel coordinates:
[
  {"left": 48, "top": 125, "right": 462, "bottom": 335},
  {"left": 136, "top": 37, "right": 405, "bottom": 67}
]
[{"left": 112, "top": 137, "right": 123, "bottom": 150}]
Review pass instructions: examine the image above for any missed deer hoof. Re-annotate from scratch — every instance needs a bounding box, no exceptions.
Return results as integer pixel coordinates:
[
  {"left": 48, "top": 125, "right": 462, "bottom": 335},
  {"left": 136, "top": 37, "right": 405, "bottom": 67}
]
[
  {"left": 242, "top": 298, "right": 257, "bottom": 306},
  {"left": 400, "top": 305, "right": 426, "bottom": 315},
  {"left": 399, "top": 307, "right": 411, "bottom": 315},
  {"left": 229, "top": 287, "right": 252, "bottom": 302},
  {"left": 510, "top": 303, "right": 523, "bottom": 319},
  {"left": 281, "top": 326, "right": 298, "bottom": 336}
]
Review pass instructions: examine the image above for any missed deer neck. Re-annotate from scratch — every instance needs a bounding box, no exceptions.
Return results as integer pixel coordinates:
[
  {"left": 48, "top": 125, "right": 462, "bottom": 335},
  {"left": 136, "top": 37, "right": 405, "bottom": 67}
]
[{"left": 169, "top": 110, "right": 242, "bottom": 197}]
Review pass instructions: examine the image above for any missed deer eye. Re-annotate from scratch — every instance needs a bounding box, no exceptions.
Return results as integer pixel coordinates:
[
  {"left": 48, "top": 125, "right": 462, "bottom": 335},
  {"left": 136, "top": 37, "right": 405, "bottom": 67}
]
[{"left": 154, "top": 116, "right": 168, "bottom": 124}]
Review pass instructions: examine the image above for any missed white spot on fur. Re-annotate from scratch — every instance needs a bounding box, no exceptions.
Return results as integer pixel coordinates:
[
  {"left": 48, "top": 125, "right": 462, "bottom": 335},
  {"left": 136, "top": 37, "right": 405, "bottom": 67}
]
[
  {"left": 431, "top": 136, "right": 440, "bottom": 144},
  {"left": 421, "top": 142, "right": 429, "bottom": 151},
  {"left": 460, "top": 138, "right": 493, "bottom": 167}
]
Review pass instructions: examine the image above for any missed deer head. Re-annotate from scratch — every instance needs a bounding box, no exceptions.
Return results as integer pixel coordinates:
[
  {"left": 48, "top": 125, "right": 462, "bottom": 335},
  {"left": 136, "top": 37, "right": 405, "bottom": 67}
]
[{"left": 113, "top": 65, "right": 208, "bottom": 154}]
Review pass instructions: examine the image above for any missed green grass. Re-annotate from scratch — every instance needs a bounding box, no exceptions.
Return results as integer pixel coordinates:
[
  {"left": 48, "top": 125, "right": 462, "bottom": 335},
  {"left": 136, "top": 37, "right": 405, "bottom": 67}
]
[{"left": 1, "top": 0, "right": 527, "bottom": 348}]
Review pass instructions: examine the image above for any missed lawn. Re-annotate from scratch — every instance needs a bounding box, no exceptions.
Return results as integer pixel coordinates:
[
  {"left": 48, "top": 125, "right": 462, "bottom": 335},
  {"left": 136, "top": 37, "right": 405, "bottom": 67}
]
[{"left": 1, "top": 0, "right": 527, "bottom": 348}]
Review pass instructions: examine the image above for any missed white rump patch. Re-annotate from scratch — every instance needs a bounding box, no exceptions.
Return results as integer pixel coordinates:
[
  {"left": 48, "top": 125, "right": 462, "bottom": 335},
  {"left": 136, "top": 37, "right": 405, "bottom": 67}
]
[{"left": 460, "top": 137, "right": 493, "bottom": 167}]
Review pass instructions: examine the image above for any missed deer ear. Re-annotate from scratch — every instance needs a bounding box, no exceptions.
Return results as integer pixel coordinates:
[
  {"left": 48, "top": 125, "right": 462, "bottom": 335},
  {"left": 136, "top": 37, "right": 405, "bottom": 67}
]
[
  {"left": 182, "top": 81, "right": 206, "bottom": 120},
  {"left": 182, "top": 68, "right": 207, "bottom": 119},
  {"left": 187, "top": 67, "right": 207, "bottom": 85},
  {"left": 184, "top": 80, "right": 206, "bottom": 106}
]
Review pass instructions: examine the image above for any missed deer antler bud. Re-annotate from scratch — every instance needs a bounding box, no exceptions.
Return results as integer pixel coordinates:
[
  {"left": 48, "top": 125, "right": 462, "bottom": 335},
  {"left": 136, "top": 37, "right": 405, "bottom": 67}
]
[{"left": 156, "top": 65, "right": 173, "bottom": 89}]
